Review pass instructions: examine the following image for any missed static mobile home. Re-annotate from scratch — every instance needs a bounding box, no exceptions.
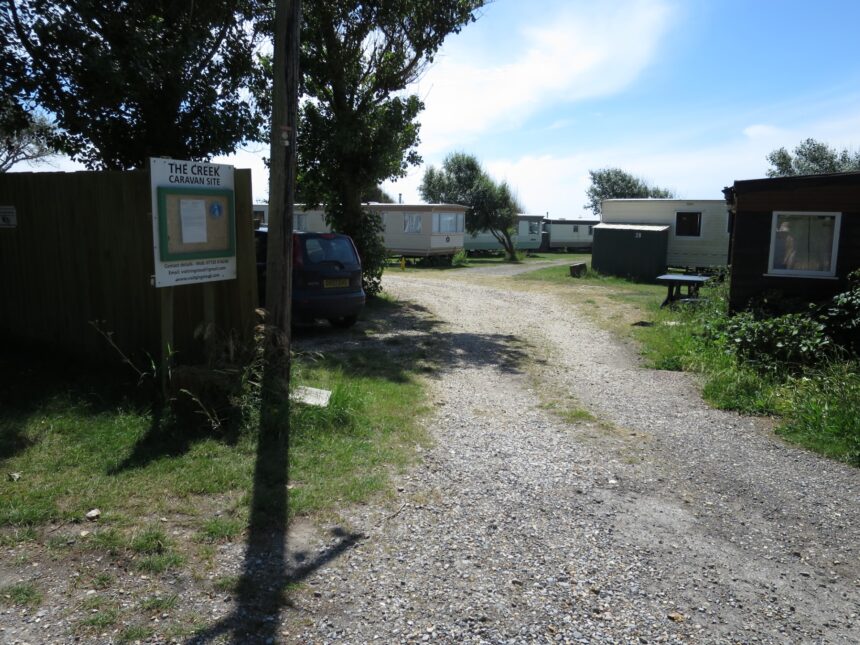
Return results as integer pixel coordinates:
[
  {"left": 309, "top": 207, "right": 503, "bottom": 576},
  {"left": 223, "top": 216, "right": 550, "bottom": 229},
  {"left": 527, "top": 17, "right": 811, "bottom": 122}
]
[
  {"left": 253, "top": 204, "right": 330, "bottom": 232},
  {"left": 257, "top": 203, "right": 467, "bottom": 259},
  {"left": 464, "top": 214, "right": 544, "bottom": 252},
  {"left": 600, "top": 199, "right": 730, "bottom": 269},
  {"left": 545, "top": 219, "right": 599, "bottom": 251},
  {"left": 370, "top": 203, "right": 466, "bottom": 258}
]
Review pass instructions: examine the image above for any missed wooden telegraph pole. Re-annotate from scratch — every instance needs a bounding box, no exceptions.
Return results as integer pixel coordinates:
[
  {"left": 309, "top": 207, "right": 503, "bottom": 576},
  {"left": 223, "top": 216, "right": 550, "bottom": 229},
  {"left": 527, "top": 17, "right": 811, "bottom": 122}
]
[{"left": 267, "top": 0, "right": 300, "bottom": 337}]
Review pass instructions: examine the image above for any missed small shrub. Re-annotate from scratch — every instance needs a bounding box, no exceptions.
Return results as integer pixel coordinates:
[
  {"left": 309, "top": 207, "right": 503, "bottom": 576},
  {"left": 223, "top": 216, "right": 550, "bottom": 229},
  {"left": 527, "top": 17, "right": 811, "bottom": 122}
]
[
  {"left": 196, "top": 517, "right": 243, "bottom": 543},
  {"left": 451, "top": 249, "right": 469, "bottom": 267},
  {"left": 724, "top": 312, "right": 832, "bottom": 373}
]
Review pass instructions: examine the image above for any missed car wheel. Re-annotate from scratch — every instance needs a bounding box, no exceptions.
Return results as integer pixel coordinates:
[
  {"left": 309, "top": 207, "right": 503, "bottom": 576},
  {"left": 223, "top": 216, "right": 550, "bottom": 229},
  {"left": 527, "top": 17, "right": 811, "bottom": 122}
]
[{"left": 329, "top": 315, "right": 358, "bottom": 328}]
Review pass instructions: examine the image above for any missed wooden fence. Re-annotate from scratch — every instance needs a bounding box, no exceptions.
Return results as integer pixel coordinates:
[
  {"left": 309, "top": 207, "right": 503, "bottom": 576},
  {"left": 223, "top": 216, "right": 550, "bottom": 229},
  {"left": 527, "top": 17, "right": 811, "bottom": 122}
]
[{"left": 0, "top": 169, "right": 257, "bottom": 365}]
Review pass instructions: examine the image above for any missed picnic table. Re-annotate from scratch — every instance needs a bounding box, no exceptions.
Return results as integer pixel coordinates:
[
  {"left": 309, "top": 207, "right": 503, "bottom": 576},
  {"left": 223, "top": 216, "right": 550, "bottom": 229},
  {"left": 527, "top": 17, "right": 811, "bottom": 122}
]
[{"left": 656, "top": 273, "right": 709, "bottom": 307}]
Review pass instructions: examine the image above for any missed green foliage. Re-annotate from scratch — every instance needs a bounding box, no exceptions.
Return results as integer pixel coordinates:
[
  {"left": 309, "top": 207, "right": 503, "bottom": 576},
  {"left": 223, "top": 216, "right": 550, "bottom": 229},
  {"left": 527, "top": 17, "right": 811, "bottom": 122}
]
[
  {"left": 584, "top": 168, "right": 675, "bottom": 215},
  {"left": 329, "top": 206, "right": 387, "bottom": 296},
  {"left": 1, "top": 582, "right": 42, "bottom": 607},
  {"left": 720, "top": 312, "right": 832, "bottom": 373},
  {"left": 778, "top": 364, "right": 860, "bottom": 464},
  {"left": 3, "top": 1, "right": 267, "bottom": 169},
  {"left": 420, "top": 152, "right": 521, "bottom": 260},
  {"left": 296, "top": 1, "right": 486, "bottom": 290},
  {"left": 635, "top": 270, "right": 860, "bottom": 463},
  {"left": 0, "top": 100, "right": 55, "bottom": 171},
  {"left": 819, "top": 269, "right": 860, "bottom": 354},
  {"left": 766, "top": 138, "right": 860, "bottom": 177},
  {"left": 451, "top": 249, "right": 470, "bottom": 267},
  {"left": 196, "top": 517, "right": 243, "bottom": 543}
]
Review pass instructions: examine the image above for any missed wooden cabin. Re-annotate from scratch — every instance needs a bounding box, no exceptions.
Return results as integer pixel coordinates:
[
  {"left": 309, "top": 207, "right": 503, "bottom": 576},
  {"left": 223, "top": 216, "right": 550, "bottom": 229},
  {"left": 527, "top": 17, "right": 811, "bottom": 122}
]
[
  {"left": 724, "top": 172, "right": 860, "bottom": 312},
  {"left": 600, "top": 199, "right": 730, "bottom": 269}
]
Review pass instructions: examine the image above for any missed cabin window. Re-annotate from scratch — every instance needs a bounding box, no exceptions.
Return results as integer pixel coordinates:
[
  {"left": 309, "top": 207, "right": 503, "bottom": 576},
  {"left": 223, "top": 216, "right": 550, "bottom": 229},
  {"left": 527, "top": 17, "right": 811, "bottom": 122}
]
[
  {"left": 528, "top": 221, "right": 540, "bottom": 235},
  {"left": 768, "top": 211, "right": 840, "bottom": 277},
  {"left": 403, "top": 213, "right": 422, "bottom": 234},
  {"left": 675, "top": 211, "right": 701, "bottom": 237},
  {"left": 433, "top": 212, "right": 464, "bottom": 233},
  {"left": 295, "top": 213, "right": 307, "bottom": 230},
  {"left": 572, "top": 225, "right": 579, "bottom": 233},
  {"left": 588, "top": 225, "right": 594, "bottom": 235}
]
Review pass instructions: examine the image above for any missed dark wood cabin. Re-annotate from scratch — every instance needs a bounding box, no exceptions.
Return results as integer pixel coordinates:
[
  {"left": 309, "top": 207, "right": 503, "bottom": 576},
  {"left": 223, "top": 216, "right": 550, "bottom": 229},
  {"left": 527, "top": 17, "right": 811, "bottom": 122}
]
[{"left": 724, "top": 172, "right": 860, "bottom": 312}]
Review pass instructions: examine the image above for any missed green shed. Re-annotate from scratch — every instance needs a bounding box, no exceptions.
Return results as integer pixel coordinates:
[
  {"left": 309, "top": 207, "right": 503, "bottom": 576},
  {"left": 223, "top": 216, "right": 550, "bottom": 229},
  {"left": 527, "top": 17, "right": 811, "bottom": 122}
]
[{"left": 591, "top": 223, "right": 669, "bottom": 281}]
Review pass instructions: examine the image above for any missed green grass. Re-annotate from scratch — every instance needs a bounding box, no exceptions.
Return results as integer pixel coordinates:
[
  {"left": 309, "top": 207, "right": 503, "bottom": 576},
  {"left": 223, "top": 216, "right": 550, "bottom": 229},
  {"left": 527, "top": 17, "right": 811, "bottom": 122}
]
[
  {"left": 195, "top": 516, "right": 243, "bottom": 543},
  {"left": 630, "top": 277, "right": 860, "bottom": 464},
  {"left": 1, "top": 581, "right": 43, "bottom": 607},
  {"left": 141, "top": 593, "right": 179, "bottom": 612},
  {"left": 0, "top": 301, "right": 430, "bottom": 539}
]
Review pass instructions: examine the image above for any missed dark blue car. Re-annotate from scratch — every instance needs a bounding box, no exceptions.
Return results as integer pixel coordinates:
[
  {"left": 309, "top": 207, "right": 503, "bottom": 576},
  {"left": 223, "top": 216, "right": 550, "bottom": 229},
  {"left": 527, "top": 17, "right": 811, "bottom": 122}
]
[{"left": 255, "top": 227, "right": 365, "bottom": 328}]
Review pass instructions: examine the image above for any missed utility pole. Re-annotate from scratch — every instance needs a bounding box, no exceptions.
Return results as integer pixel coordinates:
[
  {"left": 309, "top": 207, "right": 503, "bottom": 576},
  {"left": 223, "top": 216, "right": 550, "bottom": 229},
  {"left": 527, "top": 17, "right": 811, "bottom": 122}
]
[{"left": 266, "top": 0, "right": 301, "bottom": 339}]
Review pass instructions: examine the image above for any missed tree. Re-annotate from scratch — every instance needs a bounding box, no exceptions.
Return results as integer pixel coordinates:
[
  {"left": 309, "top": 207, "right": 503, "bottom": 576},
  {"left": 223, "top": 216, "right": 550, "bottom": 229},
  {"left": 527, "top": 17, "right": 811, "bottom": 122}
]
[
  {"left": 766, "top": 138, "right": 860, "bottom": 177},
  {"left": 0, "top": 103, "right": 55, "bottom": 172},
  {"left": 420, "top": 152, "right": 521, "bottom": 261},
  {"left": 2, "top": 0, "right": 267, "bottom": 169},
  {"left": 584, "top": 168, "right": 674, "bottom": 216},
  {"left": 297, "top": 0, "right": 485, "bottom": 295}
]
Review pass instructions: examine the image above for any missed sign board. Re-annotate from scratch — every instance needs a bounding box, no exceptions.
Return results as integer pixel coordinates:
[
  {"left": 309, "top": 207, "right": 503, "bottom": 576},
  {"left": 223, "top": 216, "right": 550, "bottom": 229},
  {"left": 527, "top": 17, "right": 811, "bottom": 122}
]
[
  {"left": 0, "top": 206, "right": 17, "bottom": 228},
  {"left": 150, "top": 157, "right": 236, "bottom": 287}
]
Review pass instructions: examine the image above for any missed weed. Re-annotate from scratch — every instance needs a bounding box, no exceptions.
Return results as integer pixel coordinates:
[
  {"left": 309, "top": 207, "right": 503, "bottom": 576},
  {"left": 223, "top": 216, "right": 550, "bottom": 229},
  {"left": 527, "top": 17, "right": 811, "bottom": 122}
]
[
  {"left": 89, "top": 528, "right": 126, "bottom": 555},
  {"left": 136, "top": 552, "right": 184, "bottom": 574},
  {"left": 80, "top": 608, "right": 118, "bottom": 628},
  {"left": 131, "top": 527, "right": 170, "bottom": 555},
  {"left": 196, "top": 516, "right": 243, "bottom": 543},
  {"left": 141, "top": 593, "right": 178, "bottom": 612},
  {"left": 92, "top": 572, "right": 113, "bottom": 589},
  {"left": 118, "top": 625, "right": 153, "bottom": 643},
  {"left": 1, "top": 582, "right": 42, "bottom": 607},
  {"left": 212, "top": 575, "right": 240, "bottom": 593}
]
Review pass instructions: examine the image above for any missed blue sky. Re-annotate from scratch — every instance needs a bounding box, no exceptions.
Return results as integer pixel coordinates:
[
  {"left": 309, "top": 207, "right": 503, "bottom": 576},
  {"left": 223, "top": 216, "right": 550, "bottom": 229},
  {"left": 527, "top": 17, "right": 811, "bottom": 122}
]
[{"left": 16, "top": 0, "right": 860, "bottom": 220}]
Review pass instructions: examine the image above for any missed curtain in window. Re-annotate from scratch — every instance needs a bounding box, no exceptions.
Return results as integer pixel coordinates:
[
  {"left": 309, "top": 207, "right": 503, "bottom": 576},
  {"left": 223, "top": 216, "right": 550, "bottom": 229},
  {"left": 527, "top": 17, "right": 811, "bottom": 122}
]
[
  {"left": 773, "top": 214, "right": 835, "bottom": 272},
  {"left": 433, "top": 213, "right": 461, "bottom": 233},
  {"left": 403, "top": 213, "right": 421, "bottom": 233}
]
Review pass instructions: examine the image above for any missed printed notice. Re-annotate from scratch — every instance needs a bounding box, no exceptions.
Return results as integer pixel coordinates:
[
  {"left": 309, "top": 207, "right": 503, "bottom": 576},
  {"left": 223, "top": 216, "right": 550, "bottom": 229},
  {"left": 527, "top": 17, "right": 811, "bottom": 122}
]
[{"left": 180, "top": 199, "right": 207, "bottom": 244}]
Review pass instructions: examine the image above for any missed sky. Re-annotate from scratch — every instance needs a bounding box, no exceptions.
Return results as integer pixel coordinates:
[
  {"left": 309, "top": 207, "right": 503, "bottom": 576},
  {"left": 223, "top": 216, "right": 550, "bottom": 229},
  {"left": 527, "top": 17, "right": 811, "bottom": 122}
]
[{"left": 15, "top": 0, "right": 860, "bottom": 220}]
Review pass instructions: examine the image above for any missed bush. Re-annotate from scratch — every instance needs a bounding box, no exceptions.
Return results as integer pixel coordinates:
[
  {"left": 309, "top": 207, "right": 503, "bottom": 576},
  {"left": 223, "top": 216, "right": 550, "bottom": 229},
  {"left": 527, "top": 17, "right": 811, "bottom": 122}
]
[
  {"left": 819, "top": 269, "right": 860, "bottom": 356},
  {"left": 723, "top": 312, "right": 833, "bottom": 373}
]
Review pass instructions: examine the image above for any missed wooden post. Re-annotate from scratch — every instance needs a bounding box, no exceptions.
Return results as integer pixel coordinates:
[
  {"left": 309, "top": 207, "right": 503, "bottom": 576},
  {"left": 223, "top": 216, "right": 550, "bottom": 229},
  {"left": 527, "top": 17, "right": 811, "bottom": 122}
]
[
  {"left": 203, "top": 282, "right": 216, "bottom": 364},
  {"left": 160, "top": 286, "right": 174, "bottom": 399}
]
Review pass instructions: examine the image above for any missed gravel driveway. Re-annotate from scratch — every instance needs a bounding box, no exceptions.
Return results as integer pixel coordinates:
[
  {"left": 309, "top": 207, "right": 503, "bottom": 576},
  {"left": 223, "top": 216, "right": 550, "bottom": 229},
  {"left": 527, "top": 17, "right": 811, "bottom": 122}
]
[{"left": 285, "top": 265, "right": 860, "bottom": 644}]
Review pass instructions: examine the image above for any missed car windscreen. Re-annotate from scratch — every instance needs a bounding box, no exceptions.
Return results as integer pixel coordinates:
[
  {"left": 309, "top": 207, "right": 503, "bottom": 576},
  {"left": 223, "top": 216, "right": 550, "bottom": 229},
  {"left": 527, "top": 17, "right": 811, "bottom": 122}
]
[{"left": 301, "top": 236, "right": 358, "bottom": 266}]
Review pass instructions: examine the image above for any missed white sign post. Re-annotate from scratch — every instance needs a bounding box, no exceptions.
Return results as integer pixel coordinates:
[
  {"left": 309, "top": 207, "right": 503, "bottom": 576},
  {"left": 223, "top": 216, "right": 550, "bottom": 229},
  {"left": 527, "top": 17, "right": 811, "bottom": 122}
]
[{"left": 150, "top": 157, "right": 237, "bottom": 287}]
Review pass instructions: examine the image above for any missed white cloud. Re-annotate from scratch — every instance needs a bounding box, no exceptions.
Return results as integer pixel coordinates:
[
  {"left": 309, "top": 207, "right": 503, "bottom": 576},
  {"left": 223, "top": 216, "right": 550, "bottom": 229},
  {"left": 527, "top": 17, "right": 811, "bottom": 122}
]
[{"left": 410, "top": 0, "right": 675, "bottom": 153}]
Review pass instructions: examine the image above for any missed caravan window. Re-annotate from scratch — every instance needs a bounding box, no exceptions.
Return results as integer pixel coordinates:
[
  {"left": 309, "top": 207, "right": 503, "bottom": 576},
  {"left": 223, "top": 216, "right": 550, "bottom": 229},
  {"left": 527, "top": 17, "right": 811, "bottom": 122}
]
[
  {"left": 403, "top": 213, "right": 422, "bottom": 234},
  {"left": 588, "top": 225, "right": 594, "bottom": 235},
  {"left": 433, "top": 212, "right": 464, "bottom": 233},
  {"left": 295, "top": 213, "right": 307, "bottom": 231},
  {"left": 675, "top": 211, "right": 702, "bottom": 237},
  {"left": 572, "top": 225, "right": 579, "bottom": 233},
  {"left": 528, "top": 221, "right": 541, "bottom": 235},
  {"left": 768, "top": 212, "right": 840, "bottom": 277}
]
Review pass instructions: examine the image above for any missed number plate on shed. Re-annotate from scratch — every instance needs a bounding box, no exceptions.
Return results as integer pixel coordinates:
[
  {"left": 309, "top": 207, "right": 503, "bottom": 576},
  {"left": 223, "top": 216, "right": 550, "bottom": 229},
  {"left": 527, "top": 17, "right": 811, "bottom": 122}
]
[{"left": 324, "top": 278, "right": 349, "bottom": 288}]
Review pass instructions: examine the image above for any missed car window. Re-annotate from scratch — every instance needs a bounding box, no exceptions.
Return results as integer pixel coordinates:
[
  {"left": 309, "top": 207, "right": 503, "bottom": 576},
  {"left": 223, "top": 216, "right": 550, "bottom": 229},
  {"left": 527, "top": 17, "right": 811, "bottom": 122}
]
[{"left": 302, "top": 236, "right": 357, "bottom": 265}]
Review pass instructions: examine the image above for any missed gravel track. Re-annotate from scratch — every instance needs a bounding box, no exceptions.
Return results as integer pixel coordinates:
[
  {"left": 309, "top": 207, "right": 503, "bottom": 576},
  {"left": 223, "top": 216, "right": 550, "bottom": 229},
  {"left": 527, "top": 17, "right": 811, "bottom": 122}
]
[{"left": 286, "top": 268, "right": 860, "bottom": 644}]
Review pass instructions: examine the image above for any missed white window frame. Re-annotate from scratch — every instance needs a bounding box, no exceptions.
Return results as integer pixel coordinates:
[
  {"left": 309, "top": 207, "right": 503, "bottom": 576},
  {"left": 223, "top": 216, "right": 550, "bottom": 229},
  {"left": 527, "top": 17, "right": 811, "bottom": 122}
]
[
  {"left": 403, "top": 213, "right": 422, "bottom": 234},
  {"left": 295, "top": 213, "right": 307, "bottom": 231},
  {"left": 527, "top": 221, "right": 541, "bottom": 235},
  {"left": 767, "top": 211, "right": 841, "bottom": 278},
  {"left": 432, "top": 212, "right": 463, "bottom": 233},
  {"left": 674, "top": 211, "right": 702, "bottom": 238}
]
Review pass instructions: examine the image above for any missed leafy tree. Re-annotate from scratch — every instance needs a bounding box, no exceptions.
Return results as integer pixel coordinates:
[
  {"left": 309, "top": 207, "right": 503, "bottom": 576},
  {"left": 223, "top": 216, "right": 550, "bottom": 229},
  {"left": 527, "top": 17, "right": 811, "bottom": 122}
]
[
  {"left": 0, "top": 102, "right": 55, "bottom": 171},
  {"left": 766, "top": 138, "right": 860, "bottom": 177},
  {"left": 584, "top": 168, "right": 674, "bottom": 216},
  {"left": 297, "top": 0, "right": 485, "bottom": 295},
  {"left": 2, "top": 0, "right": 267, "bottom": 169},
  {"left": 420, "top": 152, "right": 521, "bottom": 261}
]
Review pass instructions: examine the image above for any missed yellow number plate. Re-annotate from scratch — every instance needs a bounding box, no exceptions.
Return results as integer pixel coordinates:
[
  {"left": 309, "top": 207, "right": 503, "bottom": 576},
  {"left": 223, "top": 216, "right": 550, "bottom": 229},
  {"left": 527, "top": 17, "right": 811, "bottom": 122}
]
[{"left": 324, "top": 278, "right": 349, "bottom": 288}]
